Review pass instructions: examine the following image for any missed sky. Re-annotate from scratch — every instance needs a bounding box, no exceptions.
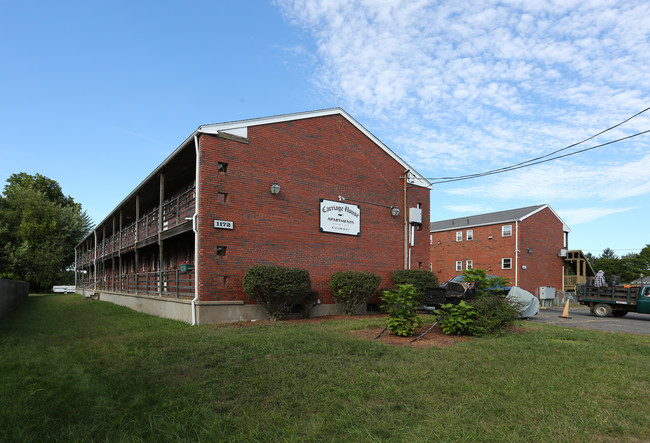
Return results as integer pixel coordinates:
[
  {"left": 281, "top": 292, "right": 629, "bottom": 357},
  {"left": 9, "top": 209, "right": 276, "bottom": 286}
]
[{"left": 1, "top": 0, "right": 649, "bottom": 257}]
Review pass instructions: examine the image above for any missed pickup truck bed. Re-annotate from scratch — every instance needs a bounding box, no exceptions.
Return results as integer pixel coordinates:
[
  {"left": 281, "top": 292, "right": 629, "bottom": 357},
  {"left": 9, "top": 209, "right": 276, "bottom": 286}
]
[{"left": 577, "top": 284, "right": 650, "bottom": 317}]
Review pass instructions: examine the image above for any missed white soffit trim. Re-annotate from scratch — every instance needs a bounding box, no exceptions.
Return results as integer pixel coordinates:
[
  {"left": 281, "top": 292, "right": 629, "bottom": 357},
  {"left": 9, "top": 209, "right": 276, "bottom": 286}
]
[{"left": 198, "top": 108, "right": 432, "bottom": 189}]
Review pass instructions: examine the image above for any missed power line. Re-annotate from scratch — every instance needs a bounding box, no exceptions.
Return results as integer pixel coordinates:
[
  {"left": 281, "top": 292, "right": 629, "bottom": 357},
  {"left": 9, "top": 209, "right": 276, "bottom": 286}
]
[
  {"left": 429, "top": 129, "right": 650, "bottom": 184},
  {"left": 427, "top": 106, "right": 650, "bottom": 184}
]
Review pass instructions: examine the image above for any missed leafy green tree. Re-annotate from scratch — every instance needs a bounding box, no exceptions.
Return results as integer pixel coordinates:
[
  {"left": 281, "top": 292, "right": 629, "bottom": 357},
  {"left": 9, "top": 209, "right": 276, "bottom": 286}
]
[
  {"left": 588, "top": 246, "right": 650, "bottom": 283},
  {"left": 461, "top": 268, "right": 510, "bottom": 297},
  {"left": 0, "top": 173, "right": 92, "bottom": 291}
]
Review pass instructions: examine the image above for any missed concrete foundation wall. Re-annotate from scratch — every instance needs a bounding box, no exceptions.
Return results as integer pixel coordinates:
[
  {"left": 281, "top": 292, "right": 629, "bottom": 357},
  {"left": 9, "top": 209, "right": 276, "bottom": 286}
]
[
  {"left": 92, "top": 291, "right": 344, "bottom": 324},
  {"left": 0, "top": 279, "right": 29, "bottom": 319}
]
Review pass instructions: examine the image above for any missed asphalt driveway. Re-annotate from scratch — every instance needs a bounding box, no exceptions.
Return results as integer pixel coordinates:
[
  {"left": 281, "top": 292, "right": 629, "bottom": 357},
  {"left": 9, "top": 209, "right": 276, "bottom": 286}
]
[{"left": 529, "top": 305, "right": 650, "bottom": 336}]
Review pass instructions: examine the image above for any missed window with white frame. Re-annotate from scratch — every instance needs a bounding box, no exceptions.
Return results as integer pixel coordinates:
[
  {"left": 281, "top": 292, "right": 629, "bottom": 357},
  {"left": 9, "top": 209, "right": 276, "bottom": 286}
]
[
  {"left": 502, "top": 258, "right": 512, "bottom": 269},
  {"left": 456, "top": 261, "right": 463, "bottom": 271},
  {"left": 502, "top": 225, "right": 512, "bottom": 237},
  {"left": 466, "top": 230, "right": 473, "bottom": 240},
  {"left": 466, "top": 260, "right": 473, "bottom": 269},
  {"left": 456, "top": 231, "right": 462, "bottom": 242}
]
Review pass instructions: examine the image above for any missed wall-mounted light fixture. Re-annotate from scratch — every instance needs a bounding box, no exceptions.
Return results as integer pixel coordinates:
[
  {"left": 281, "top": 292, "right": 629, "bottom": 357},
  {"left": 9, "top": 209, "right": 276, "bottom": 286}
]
[
  {"left": 270, "top": 182, "right": 281, "bottom": 195},
  {"left": 527, "top": 248, "right": 533, "bottom": 253},
  {"left": 391, "top": 206, "right": 401, "bottom": 217}
]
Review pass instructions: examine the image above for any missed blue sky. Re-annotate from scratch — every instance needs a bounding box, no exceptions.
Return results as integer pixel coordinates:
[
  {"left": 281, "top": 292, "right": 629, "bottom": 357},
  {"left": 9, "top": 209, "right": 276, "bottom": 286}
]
[{"left": 2, "top": 0, "right": 649, "bottom": 257}]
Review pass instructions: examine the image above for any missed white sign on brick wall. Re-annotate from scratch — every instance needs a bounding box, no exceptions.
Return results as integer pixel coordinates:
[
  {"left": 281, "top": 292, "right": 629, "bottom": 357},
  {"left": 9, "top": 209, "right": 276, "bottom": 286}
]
[
  {"left": 319, "top": 199, "right": 360, "bottom": 236},
  {"left": 214, "top": 219, "right": 234, "bottom": 230}
]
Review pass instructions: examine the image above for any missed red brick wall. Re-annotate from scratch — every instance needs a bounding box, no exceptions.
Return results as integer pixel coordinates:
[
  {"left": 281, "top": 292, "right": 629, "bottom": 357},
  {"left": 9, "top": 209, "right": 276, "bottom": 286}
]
[
  {"left": 518, "top": 207, "right": 565, "bottom": 293},
  {"left": 430, "top": 207, "right": 565, "bottom": 293},
  {"left": 197, "top": 114, "right": 430, "bottom": 303},
  {"left": 431, "top": 223, "right": 517, "bottom": 285}
]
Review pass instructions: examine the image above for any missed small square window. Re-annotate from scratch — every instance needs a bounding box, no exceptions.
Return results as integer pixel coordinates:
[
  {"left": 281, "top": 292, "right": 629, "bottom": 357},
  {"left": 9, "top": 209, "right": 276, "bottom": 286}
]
[
  {"left": 502, "top": 225, "right": 512, "bottom": 237},
  {"left": 217, "top": 162, "right": 228, "bottom": 174},
  {"left": 456, "top": 231, "right": 462, "bottom": 242},
  {"left": 217, "top": 192, "right": 228, "bottom": 203},
  {"left": 456, "top": 261, "right": 463, "bottom": 271},
  {"left": 466, "top": 260, "right": 473, "bottom": 269},
  {"left": 502, "top": 258, "right": 512, "bottom": 269},
  {"left": 216, "top": 246, "right": 227, "bottom": 256},
  {"left": 466, "top": 230, "right": 473, "bottom": 240}
]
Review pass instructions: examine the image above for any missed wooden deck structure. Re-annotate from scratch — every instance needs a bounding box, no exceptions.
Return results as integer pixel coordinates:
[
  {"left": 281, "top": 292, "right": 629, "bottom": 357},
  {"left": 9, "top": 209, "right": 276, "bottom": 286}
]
[{"left": 563, "top": 249, "right": 595, "bottom": 293}]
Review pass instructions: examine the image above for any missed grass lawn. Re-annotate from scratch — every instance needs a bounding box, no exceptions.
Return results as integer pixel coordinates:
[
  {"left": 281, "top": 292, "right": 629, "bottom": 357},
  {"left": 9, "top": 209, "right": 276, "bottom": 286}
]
[{"left": 1, "top": 294, "right": 649, "bottom": 442}]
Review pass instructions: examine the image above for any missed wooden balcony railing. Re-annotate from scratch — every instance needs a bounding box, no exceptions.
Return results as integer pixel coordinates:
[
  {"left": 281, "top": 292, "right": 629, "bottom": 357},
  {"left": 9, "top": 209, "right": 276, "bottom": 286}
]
[
  {"left": 77, "top": 187, "right": 195, "bottom": 266},
  {"left": 78, "top": 269, "right": 195, "bottom": 299}
]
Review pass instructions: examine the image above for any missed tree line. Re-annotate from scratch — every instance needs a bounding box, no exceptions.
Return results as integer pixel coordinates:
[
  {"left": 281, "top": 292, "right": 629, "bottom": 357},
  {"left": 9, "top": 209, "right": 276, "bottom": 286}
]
[
  {"left": 0, "top": 173, "right": 93, "bottom": 292},
  {"left": 586, "top": 245, "right": 650, "bottom": 284}
]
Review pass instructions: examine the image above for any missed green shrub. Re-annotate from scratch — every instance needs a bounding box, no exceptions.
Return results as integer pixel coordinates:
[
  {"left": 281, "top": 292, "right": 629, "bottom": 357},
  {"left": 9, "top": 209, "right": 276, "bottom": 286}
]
[
  {"left": 380, "top": 284, "right": 423, "bottom": 337},
  {"left": 242, "top": 265, "right": 313, "bottom": 320},
  {"left": 329, "top": 271, "right": 381, "bottom": 315},
  {"left": 392, "top": 269, "right": 439, "bottom": 301},
  {"left": 435, "top": 301, "right": 477, "bottom": 335},
  {"left": 469, "top": 295, "right": 520, "bottom": 336}
]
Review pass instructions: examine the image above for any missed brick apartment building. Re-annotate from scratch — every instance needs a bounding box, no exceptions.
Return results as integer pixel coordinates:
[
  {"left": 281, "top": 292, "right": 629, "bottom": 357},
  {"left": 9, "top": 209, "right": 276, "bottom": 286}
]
[
  {"left": 430, "top": 205, "right": 570, "bottom": 294},
  {"left": 75, "top": 108, "right": 431, "bottom": 324}
]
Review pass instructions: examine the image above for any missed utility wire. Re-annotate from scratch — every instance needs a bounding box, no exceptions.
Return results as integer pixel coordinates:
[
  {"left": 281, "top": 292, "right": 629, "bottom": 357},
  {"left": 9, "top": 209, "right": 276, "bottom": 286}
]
[
  {"left": 427, "top": 106, "right": 650, "bottom": 184},
  {"left": 428, "top": 128, "right": 650, "bottom": 184}
]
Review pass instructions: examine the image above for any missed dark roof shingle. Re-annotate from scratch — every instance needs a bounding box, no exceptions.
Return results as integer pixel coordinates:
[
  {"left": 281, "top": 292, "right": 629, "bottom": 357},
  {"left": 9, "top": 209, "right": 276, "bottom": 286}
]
[{"left": 430, "top": 204, "right": 548, "bottom": 232}]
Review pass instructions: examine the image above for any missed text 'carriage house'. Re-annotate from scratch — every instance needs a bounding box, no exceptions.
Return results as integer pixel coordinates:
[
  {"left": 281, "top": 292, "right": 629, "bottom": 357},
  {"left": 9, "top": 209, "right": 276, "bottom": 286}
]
[{"left": 75, "top": 108, "right": 432, "bottom": 324}]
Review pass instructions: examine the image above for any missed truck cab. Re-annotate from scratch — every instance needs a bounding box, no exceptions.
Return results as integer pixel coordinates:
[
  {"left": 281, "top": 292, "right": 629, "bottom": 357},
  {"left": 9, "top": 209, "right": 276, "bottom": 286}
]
[{"left": 638, "top": 286, "right": 650, "bottom": 314}]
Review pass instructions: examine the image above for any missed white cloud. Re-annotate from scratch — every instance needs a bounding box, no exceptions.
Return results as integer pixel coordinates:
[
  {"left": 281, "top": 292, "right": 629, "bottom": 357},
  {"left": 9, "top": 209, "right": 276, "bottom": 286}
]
[
  {"left": 275, "top": 0, "right": 650, "bottom": 230},
  {"left": 442, "top": 204, "right": 495, "bottom": 215},
  {"left": 558, "top": 206, "right": 637, "bottom": 225},
  {"left": 444, "top": 153, "right": 650, "bottom": 202}
]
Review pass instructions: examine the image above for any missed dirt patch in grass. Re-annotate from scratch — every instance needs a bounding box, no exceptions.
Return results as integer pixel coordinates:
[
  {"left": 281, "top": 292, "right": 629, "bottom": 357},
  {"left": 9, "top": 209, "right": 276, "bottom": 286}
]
[
  {"left": 223, "top": 314, "right": 472, "bottom": 349},
  {"left": 350, "top": 324, "right": 471, "bottom": 349}
]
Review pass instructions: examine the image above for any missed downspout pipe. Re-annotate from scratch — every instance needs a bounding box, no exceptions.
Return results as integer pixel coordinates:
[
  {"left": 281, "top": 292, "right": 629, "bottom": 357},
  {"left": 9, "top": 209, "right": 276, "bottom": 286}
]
[
  {"left": 515, "top": 220, "right": 519, "bottom": 287},
  {"left": 191, "top": 134, "right": 200, "bottom": 325},
  {"left": 403, "top": 170, "right": 409, "bottom": 269}
]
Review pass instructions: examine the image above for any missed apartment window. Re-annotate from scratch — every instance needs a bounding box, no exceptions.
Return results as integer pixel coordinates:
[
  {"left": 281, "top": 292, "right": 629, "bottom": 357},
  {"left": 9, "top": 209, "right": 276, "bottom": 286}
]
[
  {"left": 216, "top": 246, "right": 227, "bottom": 257},
  {"left": 466, "top": 260, "right": 473, "bottom": 269},
  {"left": 456, "top": 231, "right": 463, "bottom": 242},
  {"left": 217, "top": 192, "right": 228, "bottom": 203},
  {"left": 502, "top": 258, "right": 512, "bottom": 269},
  {"left": 502, "top": 225, "right": 512, "bottom": 237},
  {"left": 217, "top": 162, "right": 228, "bottom": 174},
  {"left": 456, "top": 261, "right": 463, "bottom": 271},
  {"left": 430, "top": 235, "right": 433, "bottom": 245},
  {"left": 466, "top": 230, "right": 473, "bottom": 240}
]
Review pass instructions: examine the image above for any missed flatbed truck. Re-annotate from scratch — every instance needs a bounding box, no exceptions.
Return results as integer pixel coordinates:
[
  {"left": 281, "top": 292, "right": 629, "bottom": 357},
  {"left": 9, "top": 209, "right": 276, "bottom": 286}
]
[{"left": 576, "top": 284, "right": 650, "bottom": 317}]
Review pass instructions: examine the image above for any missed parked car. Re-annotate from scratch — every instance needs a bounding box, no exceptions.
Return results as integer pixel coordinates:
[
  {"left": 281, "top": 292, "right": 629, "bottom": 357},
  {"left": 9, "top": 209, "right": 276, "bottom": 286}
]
[
  {"left": 52, "top": 285, "right": 76, "bottom": 294},
  {"left": 442, "top": 275, "right": 511, "bottom": 294}
]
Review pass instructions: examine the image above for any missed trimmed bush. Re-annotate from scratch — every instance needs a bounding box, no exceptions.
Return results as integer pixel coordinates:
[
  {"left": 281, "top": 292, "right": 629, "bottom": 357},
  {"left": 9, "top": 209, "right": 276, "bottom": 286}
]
[
  {"left": 329, "top": 271, "right": 381, "bottom": 315},
  {"left": 380, "top": 284, "right": 423, "bottom": 337},
  {"left": 435, "top": 301, "right": 477, "bottom": 335},
  {"left": 242, "top": 265, "right": 313, "bottom": 321},
  {"left": 392, "top": 269, "right": 439, "bottom": 301},
  {"left": 469, "top": 295, "right": 520, "bottom": 336}
]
